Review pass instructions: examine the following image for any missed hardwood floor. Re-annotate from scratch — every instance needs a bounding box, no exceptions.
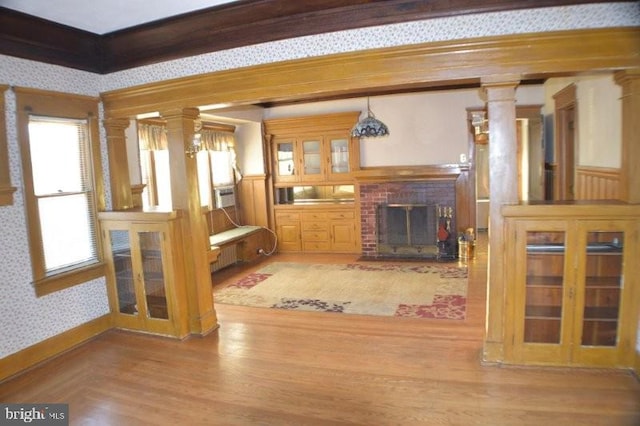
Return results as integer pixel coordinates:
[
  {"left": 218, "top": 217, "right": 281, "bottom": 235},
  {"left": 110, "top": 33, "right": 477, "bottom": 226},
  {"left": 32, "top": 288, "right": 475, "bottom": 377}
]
[{"left": 1, "top": 234, "right": 639, "bottom": 425}]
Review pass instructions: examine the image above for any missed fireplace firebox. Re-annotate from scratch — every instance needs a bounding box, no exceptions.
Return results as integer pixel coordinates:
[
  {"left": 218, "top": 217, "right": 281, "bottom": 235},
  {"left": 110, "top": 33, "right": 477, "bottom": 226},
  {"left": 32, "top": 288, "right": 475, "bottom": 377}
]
[
  {"left": 377, "top": 204, "right": 439, "bottom": 256},
  {"left": 358, "top": 179, "right": 458, "bottom": 260}
]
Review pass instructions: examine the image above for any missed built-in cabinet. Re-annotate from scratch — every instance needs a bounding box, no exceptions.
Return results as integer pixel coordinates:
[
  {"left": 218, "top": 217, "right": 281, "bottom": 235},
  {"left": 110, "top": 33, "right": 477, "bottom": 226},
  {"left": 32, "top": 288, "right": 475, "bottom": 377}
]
[
  {"left": 502, "top": 203, "right": 640, "bottom": 368},
  {"left": 275, "top": 206, "right": 358, "bottom": 253},
  {"left": 266, "top": 112, "right": 361, "bottom": 254},
  {"left": 267, "top": 112, "right": 361, "bottom": 185},
  {"left": 99, "top": 210, "right": 189, "bottom": 339}
]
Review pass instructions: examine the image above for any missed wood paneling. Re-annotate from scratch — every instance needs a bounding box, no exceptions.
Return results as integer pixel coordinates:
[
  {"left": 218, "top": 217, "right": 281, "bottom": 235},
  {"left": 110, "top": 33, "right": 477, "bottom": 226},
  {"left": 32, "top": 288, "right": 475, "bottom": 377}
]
[
  {"left": 102, "top": 28, "right": 640, "bottom": 118},
  {"left": 615, "top": 70, "right": 640, "bottom": 203},
  {"left": 1, "top": 1, "right": 621, "bottom": 73},
  {"left": 575, "top": 166, "right": 621, "bottom": 200},
  {"left": 237, "top": 175, "right": 269, "bottom": 228}
]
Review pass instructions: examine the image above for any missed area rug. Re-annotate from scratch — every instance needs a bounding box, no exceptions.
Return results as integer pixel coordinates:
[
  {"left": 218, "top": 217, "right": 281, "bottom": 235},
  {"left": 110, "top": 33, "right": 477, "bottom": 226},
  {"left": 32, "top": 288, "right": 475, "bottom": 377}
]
[{"left": 214, "top": 262, "right": 467, "bottom": 319}]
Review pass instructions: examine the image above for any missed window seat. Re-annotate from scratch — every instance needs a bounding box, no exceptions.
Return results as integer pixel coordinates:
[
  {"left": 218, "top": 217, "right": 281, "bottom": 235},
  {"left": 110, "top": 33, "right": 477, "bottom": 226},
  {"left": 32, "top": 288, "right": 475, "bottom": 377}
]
[{"left": 208, "top": 226, "right": 265, "bottom": 270}]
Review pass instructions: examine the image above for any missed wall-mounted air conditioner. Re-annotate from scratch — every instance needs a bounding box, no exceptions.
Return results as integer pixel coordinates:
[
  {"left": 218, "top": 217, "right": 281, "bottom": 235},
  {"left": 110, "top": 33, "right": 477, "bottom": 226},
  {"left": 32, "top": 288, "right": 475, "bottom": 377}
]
[{"left": 214, "top": 186, "right": 235, "bottom": 208}]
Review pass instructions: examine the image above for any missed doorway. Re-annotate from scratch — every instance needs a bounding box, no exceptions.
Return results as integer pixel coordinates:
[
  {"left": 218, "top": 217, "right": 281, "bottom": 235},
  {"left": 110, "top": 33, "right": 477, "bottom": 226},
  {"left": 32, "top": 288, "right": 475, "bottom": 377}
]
[
  {"left": 552, "top": 84, "right": 577, "bottom": 200},
  {"left": 467, "top": 105, "right": 545, "bottom": 232}
]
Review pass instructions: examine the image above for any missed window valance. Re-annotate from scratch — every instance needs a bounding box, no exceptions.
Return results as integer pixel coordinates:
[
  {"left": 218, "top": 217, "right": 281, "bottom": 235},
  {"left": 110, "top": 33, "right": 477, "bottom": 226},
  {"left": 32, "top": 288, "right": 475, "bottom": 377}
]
[{"left": 138, "top": 123, "right": 168, "bottom": 151}]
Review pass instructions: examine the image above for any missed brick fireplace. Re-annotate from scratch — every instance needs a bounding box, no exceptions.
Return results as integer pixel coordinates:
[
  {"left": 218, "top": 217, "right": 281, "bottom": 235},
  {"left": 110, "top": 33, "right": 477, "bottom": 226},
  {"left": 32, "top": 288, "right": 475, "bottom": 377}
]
[{"left": 354, "top": 165, "right": 469, "bottom": 260}]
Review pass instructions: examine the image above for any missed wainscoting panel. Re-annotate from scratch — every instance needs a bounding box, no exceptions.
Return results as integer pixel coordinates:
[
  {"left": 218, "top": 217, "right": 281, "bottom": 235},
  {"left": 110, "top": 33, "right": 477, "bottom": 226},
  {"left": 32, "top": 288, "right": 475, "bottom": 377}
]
[{"left": 575, "top": 166, "right": 620, "bottom": 200}]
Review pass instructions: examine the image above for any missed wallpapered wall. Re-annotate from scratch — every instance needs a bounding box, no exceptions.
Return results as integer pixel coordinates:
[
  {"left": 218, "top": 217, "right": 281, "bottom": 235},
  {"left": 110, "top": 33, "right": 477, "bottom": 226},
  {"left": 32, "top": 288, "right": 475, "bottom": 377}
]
[{"left": 1, "top": 3, "right": 638, "bottom": 358}]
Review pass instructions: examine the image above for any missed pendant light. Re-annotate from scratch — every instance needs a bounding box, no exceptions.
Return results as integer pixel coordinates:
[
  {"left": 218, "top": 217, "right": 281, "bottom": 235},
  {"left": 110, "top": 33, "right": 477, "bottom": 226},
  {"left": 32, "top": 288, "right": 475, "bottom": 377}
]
[{"left": 350, "top": 97, "right": 390, "bottom": 138}]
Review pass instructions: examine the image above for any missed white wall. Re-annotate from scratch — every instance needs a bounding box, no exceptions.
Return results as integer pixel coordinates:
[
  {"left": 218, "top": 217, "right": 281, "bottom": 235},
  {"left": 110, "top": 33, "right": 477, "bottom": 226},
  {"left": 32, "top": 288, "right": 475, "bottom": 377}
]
[
  {"left": 543, "top": 74, "right": 622, "bottom": 168},
  {"left": 246, "top": 86, "right": 544, "bottom": 170}
]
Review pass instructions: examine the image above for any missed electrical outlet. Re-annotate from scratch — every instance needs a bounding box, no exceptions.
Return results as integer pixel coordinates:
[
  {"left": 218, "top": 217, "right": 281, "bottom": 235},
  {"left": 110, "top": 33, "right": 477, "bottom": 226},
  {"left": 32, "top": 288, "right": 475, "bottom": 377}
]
[{"left": 459, "top": 153, "right": 467, "bottom": 163}]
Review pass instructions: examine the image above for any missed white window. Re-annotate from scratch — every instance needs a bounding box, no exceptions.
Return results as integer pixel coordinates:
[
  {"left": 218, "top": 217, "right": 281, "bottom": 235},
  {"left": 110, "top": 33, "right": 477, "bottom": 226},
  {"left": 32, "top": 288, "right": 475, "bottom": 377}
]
[
  {"left": 28, "top": 117, "right": 98, "bottom": 273},
  {"left": 138, "top": 122, "right": 172, "bottom": 210},
  {"left": 16, "top": 88, "right": 104, "bottom": 296}
]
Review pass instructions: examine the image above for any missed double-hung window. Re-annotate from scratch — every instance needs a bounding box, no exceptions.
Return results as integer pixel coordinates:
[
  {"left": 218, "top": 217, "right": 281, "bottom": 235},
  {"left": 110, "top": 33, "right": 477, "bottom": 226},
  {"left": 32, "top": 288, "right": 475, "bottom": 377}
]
[
  {"left": 137, "top": 121, "right": 172, "bottom": 210},
  {"left": 16, "top": 88, "right": 104, "bottom": 296}
]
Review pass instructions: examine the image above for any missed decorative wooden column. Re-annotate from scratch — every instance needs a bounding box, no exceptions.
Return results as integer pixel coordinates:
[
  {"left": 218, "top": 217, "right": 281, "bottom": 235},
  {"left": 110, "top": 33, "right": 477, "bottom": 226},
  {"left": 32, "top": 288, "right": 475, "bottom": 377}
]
[
  {"left": 615, "top": 70, "right": 640, "bottom": 203},
  {"left": 103, "top": 118, "right": 133, "bottom": 210},
  {"left": 162, "top": 107, "right": 218, "bottom": 336},
  {"left": 481, "top": 76, "right": 520, "bottom": 363}
]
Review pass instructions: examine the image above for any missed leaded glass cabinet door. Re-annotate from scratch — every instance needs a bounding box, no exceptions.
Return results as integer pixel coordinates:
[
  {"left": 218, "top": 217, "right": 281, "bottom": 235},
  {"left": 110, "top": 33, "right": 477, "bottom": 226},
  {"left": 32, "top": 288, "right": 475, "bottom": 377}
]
[
  {"left": 571, "top": 220, "right": 635, "bottom": 367},
  {"left": 511, "top": 220, "right": 576, "bottom": 364},
  {"left": 137, "top": 230, "right": 169, "bottom": 321},
  {"left": 108, "top": 228, "right": 138, "bottom": 317}
]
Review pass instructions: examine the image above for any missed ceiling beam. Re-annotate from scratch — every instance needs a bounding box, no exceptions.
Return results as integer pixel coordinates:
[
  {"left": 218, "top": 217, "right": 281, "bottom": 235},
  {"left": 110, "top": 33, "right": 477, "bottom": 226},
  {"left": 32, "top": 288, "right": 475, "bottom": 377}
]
[{"left": 0, "top": 0, "right": 622, "bottom": 74}]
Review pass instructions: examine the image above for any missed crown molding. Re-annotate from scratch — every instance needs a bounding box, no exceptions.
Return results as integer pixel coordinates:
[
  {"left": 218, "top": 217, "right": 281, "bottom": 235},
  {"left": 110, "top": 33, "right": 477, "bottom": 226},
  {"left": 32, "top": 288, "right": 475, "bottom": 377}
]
[{"left": 0, "top": 0, "right": 620, "bottom": 74}]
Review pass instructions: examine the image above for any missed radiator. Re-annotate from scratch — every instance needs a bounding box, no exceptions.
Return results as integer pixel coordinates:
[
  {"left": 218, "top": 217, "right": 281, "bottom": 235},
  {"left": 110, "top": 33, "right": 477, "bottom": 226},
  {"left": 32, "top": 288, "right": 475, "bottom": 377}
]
[{"left": 211, "top": 244, "right": 237, "bottom": 272}]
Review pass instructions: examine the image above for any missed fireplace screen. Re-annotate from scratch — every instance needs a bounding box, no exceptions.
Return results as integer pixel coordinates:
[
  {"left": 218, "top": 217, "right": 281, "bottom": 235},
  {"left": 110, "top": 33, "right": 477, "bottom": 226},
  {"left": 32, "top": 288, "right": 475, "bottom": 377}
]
[{"left": 377, "top": 204, "right": 439, "bottom": 256}]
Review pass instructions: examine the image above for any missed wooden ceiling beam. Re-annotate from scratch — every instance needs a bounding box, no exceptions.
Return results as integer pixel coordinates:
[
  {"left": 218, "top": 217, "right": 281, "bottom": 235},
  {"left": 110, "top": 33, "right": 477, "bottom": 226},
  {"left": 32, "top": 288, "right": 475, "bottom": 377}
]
[{"left": 0, "top": 0, "right": 623, "bottom": 74}]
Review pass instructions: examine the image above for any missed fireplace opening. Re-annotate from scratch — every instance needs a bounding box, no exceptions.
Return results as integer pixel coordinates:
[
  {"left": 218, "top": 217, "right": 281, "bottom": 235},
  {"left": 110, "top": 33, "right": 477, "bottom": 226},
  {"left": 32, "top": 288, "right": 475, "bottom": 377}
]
[{"left": 377, "top": 204, "right": 439, "bottom": 257}]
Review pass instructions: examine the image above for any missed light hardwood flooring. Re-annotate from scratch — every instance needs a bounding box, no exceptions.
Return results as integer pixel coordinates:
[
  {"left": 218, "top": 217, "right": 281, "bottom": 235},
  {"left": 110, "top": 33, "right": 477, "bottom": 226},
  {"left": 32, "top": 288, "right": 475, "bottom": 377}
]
[{"left": 1, "top": 234, "right": 639, "bottom": 425}]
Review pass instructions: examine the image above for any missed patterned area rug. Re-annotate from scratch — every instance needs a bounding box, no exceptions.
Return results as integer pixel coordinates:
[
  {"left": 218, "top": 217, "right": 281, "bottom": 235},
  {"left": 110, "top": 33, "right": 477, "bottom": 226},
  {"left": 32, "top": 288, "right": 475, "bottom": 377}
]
[{"left": 214, "top": 262, "right": 468, "bottom": 319}]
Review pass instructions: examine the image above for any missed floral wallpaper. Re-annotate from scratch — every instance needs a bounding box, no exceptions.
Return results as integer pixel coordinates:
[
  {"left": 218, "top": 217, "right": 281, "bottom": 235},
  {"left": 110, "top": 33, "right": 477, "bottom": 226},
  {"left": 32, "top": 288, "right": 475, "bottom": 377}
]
[{"left": 0, "top": 2, "right": 638, "bottom": 358}]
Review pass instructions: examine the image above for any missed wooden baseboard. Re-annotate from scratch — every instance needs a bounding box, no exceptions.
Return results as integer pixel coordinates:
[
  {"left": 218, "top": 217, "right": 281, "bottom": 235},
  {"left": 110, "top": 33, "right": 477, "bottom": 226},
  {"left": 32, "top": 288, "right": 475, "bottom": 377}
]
[{"left": 0, "top": 315, "right": 112, "bottom": 383}]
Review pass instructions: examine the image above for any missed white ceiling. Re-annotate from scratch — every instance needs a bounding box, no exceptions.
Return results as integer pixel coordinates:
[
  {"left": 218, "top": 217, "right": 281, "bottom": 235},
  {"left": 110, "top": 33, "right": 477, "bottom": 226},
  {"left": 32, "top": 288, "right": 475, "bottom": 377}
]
[{"left": 0, "top": 0, "right": 239, "bottom": 34}]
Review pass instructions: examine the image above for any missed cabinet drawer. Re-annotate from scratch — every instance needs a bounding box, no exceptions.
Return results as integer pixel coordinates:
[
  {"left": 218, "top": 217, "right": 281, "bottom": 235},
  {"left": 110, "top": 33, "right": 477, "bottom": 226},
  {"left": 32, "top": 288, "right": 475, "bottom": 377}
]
[
  {"left": 302, "top": 211, "right": 328, "bottom": 221},
  {"left": 303, "top": 241, "right": 331, "bottom": 251},
  {"left": 276, "top": 211, "right": 301, "bottom": 222},
  {"left": 329, "top": 211, "right": 354, "bottom": 220},
  {"left": 302, "top": 221, "right": 328, "bottom": 231},
  {"left": 303, "top": 230, "right": 329, "bottom": 242}
]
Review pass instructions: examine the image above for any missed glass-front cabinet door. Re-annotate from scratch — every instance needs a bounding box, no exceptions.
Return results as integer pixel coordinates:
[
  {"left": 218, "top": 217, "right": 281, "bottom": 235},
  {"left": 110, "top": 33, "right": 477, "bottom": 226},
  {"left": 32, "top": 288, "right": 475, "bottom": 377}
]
[
  {"left": 511, "top": 221, "right": 575, "bottom": 364},
  {"left": 300, "top": 137, "right": 324, "bottom": 181},
  {"left": 138, "top": 230, "right": 169, "bottom": 321},
  {"left": 509, "top": 218, "right": 636, "bottom": 367},
  {"left": 328, "top": 136, "right": 350, "bottom": 179},
  {"left": 108, "top": 228, "right": 138, "bottom": 317},
  {"left": 572, "top": 221, "right": 634, "bottom": 366},
  {"left": 273, "top": 139, "right": 297, "bottom": 182}
]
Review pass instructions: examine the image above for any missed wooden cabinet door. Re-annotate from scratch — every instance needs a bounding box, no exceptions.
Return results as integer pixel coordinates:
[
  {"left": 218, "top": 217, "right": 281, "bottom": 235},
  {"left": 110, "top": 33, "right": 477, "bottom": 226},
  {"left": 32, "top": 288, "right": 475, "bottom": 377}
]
[
  {"left": 570, "top": 220, "right": 638, "bottom": 367},
  {"left": 508, "top": 220, "right": 576, "bottom": 365},
  {"left": 299, "top": 136, "right": 325, "bottom": 182},
  {"left": 329, "top": 210, "right": 357, "bottom": 252},
  {"left": 326, "top": 133, "right": 352, "bottom": 181},
  {"left": 101, "top": 216, "right": 187, "bottom": 338},
  {"left": 272, "top": 138, "right": 298, "bottom": 183},
  {"left": 507, "top": 218, "right": 639, "bottom": 368},
  {"left": 275, "top": 211, "right": 301, "bottom": 252},
  {"left": 331, "top": 221, "right": 356, "bottom": 252}
]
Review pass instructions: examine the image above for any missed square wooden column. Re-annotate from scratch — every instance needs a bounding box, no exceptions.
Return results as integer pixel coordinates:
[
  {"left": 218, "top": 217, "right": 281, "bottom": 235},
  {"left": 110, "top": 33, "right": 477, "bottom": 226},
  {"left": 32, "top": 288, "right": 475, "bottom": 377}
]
[
  {"left": 162, "top": 107, "right": 218, "bottom": 336},
  {"left": 615, "top": 70, "right": 640, "bottom": 203},
  {"left": 481, "top": 76, "right": 520, "bottom": 363},
  {"left": 103, "top": 118, "right": 133, "bottom": 210}
]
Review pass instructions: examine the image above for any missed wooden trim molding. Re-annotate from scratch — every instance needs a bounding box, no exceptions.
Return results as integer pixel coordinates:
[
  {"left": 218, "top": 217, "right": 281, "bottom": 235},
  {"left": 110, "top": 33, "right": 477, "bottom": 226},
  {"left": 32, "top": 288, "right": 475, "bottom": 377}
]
[
  {"left": 0, "top": 1, "right": 618, "bottom": 73},
  {"left": 102, "top": 28, "right": 640, "bottom": 118},
  {"left": 0, "top": 85, "right": 16, "bottom": 206},
  {"left": 0, "top": 315, "right": 111, "bottom": 383}
]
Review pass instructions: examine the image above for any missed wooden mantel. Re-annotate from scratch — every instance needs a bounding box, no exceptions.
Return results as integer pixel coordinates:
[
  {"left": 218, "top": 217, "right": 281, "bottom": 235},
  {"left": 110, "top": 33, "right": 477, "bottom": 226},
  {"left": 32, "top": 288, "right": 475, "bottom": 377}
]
[{"left": 353, "top": 164, "right": 469, "bottom": 182}]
